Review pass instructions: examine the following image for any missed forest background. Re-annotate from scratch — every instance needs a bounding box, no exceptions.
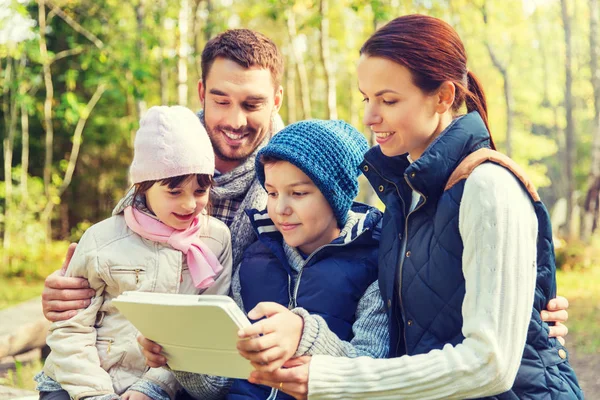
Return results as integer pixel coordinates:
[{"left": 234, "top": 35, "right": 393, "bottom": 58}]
[{"left": 1, "top": 0, "right": 599, "bottom": 392}]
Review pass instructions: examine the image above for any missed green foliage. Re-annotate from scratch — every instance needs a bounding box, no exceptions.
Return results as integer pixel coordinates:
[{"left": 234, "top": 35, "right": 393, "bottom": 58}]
[
  {"left": 0, "top": 358, "right": 43, "bottom": 389},
  {"left": 555, "top": 234, "right": 600, "bottom": 272},
  {"left": 0, "top": 240, "right": 69, "bottom": 281},
  {"left": 556, "top": 263, "right": 600, "bottom": 354},
  {"left": 1, "top": 0, "right": 599, "bottom": 259},
  {"left": 0, "top": 278, "right": 45, "bottom": 311}
]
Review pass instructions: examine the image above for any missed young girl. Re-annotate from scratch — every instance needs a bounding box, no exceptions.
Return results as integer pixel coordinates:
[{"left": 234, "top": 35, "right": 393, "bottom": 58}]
[
  {"left": 36, "top": 105, "right": 232, "bottom": 400},
  {"left": 249, "top": 15, "right": 584, "bottom": 399}
]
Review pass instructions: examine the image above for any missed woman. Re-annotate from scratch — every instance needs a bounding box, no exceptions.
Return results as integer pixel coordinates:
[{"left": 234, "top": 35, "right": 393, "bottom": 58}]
[{"left": 248, "top": 15, "right": 583, "bottom": 399}]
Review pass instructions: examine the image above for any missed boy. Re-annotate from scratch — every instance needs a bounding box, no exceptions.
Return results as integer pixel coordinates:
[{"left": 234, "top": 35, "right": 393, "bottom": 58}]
[{"left": 228, "top": 120, "right": 389, "bottom": 399}]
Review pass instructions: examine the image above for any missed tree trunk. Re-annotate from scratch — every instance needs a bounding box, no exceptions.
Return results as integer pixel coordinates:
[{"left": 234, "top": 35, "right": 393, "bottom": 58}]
[
  {"left": 204, "top": 0, "right": 215, "bottom": 42},
  {"left": 286, "top": 8, "right": 311, "bottom": 119},
  {"left": 157, "top": 0, "right": 169, "bottom": 105},
  {"left": 481, "top": 4, "right": 513, "bottom": 157},
  {"left": 177, "top": 0, "right": 189, "bottom": 106},
  {"left": 561, "top": 0, "right": 576, "bottom": 239},
  {"left": 38, "top": 0, "right": 55, "bottom": 241},
  {"left": 135, "top": 0, "right": 147, "bottom": 118},
  {"left": 20, "top": 99, "right": 29, "bottom": 208},
  {"left": 582, "top": 0, "right": 600, "bottom": 239},
  {"left": 191, "top": 0, "right": 204, "bottom": 80},
  {"left": 318, "top": 0, "right": 337, "bottom": 119},
  {"left": 285, "top": 44, "right": 297, "bottom": 123},
  {"left": 41, "top": 84, "right": 106, "bottom": 225},
  {"left": 2, "top": 58, "right": 18, "bottom": 265}
]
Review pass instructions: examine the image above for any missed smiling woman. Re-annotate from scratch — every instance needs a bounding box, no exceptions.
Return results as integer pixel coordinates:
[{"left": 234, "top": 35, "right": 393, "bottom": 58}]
[{"left": 248, "top": 14, "right": 582, "bottom": 400}]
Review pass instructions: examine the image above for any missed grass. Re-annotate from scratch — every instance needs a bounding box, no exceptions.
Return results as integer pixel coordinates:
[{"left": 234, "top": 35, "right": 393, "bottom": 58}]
[
  {"left": 0, "top": 360, "right": 43, "bottom": 389},
  {"left": 556, "top": 265, "right": 600, "bottom": 354},
  {"left": 0, "top": 278, "right": 44, "bottom": 311}
]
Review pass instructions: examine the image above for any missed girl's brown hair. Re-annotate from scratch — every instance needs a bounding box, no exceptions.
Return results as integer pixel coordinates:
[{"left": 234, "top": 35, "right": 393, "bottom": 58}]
[
  {"left": 133, "top": 174, "right": 214, "bottom": 214},
  {"left": 360, "top": 14, "right": 496, "bottom": 150}
]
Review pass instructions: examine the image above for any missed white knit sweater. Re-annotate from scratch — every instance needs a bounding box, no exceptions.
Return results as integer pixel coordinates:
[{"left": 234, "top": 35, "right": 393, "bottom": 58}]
[{"left": 307, "top": 163, "right": 538, "bottom": 399}]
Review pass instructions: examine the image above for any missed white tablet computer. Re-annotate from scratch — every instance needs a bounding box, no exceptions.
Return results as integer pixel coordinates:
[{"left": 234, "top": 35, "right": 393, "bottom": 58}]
[{"left": 112, "top": 292, "right": 253, "bottom": 379}]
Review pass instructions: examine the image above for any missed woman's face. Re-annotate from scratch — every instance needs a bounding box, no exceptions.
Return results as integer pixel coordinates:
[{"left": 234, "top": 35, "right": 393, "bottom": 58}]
[{"left": 357, "top": 55, "right": 450, "bottom": 160}]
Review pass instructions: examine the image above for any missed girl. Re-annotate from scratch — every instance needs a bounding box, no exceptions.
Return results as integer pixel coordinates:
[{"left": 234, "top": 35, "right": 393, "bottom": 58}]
[
  {"left": 36, "top": 105, "right": 232, "bottom": 400},
  {"left": 249, "top": 15, "right": 583, "bottom": 399}
]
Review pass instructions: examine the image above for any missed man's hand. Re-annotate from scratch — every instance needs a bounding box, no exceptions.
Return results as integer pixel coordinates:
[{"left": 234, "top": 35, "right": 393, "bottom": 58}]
[
  {"left": 237, "top": 302, "right": 304, "bottom": 373},
  {"left": 41, "top": 243, "right": 95, "bottom": 322},
  {"left": 249, "top": 356, "right": 311, "bottom": 400},
  {"left": 121, "top": 391, "right": 152, "bottom": 400},
  {"left": 137, "top": 334, "right": 168, "bottom": 368},
  {"left": 542, "top": 295, "right": 569, "bottom": 345}
]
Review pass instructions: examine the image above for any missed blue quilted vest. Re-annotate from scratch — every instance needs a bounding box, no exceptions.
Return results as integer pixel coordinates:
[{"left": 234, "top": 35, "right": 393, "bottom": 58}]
[
  {"left": 362, "top": 112, "right": 583, "bottom": 399},
  {"left": 227, "top": 203, "right": 382, "bottom": 400}
]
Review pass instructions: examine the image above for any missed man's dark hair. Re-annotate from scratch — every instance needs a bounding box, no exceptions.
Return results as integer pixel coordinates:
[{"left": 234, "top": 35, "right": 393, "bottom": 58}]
[{"left": 201, "top": 29, "right": 284, "bottom": 89}]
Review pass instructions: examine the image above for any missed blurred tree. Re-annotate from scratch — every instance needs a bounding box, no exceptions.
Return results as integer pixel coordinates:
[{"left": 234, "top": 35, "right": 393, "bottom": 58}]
[{"left": 582, "top": 0, "right": 600, "bottom": 239}]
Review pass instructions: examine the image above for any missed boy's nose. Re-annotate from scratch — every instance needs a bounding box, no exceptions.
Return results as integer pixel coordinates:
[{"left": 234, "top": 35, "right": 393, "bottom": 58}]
[{"left": 275, "top": 199, "right": 291, "bottom": 215}]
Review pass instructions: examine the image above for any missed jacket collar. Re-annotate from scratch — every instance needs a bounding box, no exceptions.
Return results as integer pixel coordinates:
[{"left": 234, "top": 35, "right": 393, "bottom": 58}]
[
  {"left": 363, "top": 111, "right": 492, "bottom": 201},
  {"left": 245, "top": 202, "right": 382, "bottom": 250}
]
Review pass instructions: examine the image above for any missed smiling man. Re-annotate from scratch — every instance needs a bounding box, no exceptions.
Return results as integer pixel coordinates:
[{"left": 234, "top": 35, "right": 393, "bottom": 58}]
[{"left": 194, "top": 30, "right": 284, "bottom": 267}]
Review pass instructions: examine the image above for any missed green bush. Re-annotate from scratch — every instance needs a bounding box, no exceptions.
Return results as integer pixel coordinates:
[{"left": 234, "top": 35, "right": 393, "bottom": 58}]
[
  {"left": 0, "top": 240, "right": 70, "bottom": 281},
  {"left": 555, "top": 235, "right": 600, "bottom": 271}
]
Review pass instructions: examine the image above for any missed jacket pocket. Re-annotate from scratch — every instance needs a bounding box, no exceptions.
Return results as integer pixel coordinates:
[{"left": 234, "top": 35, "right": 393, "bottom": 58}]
[
  {"left": 96, "top": 336, "right": 125, "bottom": 374},
  {"left": 109, "top": 265, "right": 147, "bottom": 291}
]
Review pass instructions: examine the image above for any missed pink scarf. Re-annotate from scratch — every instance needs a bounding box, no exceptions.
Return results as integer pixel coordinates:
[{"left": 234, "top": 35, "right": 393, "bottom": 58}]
[{"left": 123, "top": 206, "right": 223, "bottom": 289}]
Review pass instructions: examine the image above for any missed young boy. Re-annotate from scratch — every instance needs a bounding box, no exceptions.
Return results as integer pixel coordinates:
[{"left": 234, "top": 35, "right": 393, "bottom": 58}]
[{"left": 228, "top": 119, "right": 389, "bottom": 400}]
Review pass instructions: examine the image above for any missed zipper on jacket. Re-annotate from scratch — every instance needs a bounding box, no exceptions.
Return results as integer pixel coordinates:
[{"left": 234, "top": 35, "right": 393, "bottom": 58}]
[
  {"left": 97, "top": 337, "right": 115, "bottom": 354},
  {"left": 291, "top": 226, "right": 373, "bottom": 308},
  {"left": 363, "top": 159, "right": 408, "bottom": 355},
  {"left": 111, "top": 266, "right": 146, "bottom": 283},
  {"left": 397, "top": 174, "right": 427, "bottom": 353}
]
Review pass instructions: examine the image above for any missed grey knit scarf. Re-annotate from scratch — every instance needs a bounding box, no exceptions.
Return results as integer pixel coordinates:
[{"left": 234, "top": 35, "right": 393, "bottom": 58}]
[
  {"left": 198, "top": 110, "right": 284, "bottom": 267},
  {"left": 211, "top": 139, "right": 269, "bottom": 268}
]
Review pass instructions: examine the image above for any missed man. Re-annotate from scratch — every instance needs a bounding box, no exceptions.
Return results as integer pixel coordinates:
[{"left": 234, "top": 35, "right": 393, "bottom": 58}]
[
  {"left": 43, "top": 28, "right": 283, "bottom": 316},
  {"left": 41, "top": 27, "right": 570, "bottom": 400}
]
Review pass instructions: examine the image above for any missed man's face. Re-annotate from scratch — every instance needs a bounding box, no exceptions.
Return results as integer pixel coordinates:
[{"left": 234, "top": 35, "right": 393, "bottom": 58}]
[{"left": 199, "top": 57, "right": 283, "bottom": 172}]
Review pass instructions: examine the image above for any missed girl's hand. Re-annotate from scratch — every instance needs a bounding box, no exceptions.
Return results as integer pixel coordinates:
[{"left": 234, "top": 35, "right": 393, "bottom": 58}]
[
  {"left": 237, "top": 302, "right": 304, "bottom": 372},
  {"left": 121, "top": 391, "right": 152, "bottom": 400},
  {"left": 249, "top": 356, "right": 311, "bottom": 400},
  {"left": 137, "top": 334, "right": 167, "bottom": 368}
]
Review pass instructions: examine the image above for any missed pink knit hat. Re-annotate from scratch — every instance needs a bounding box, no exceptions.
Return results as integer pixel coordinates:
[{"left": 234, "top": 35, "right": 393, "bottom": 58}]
[{"left": 129, "top": 105, "right": 215, "bottom": 184}]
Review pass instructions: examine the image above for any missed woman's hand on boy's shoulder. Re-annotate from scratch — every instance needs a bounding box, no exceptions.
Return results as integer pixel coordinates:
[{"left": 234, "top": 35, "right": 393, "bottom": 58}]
[
  {"left": 137, "top": 334, "right": 167, "bottom": 368},
  {"left": 237, "top": 302, "right": 304, "bottom": 373},
  {"left": 42, "top": 243, "right": 95, "bottom": 322},
  {"left": 542, "top": 295, "right": 569, "bottom": 345}
]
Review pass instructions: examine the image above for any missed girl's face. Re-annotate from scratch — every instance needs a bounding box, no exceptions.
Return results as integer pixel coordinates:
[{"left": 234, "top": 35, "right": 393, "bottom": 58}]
[
  {"left": 145, "top": 177, "right": 210, "bottom": 230},
  {"left": 357, "top": 55, "right": 452, "bottom": 160},
  {"left": 264, "top": 161, "right": 340, "bottom": 255}
]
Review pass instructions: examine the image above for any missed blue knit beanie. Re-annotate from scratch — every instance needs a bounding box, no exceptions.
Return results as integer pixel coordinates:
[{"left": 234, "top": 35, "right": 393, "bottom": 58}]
[{"left": 256, "top": 119, "right": 369, "bottom": 227}]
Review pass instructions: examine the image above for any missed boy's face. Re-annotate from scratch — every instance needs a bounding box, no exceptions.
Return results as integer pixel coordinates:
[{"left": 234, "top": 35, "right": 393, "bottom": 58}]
[
  {"left": 264, "top": 161, "right": 340, "bottom": 255},
  {"left": 199, "top": 57, "right": 283, "bottom": 173},
  {"left": 146, "top": 177, "right": 210, "bottom": 230}
]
